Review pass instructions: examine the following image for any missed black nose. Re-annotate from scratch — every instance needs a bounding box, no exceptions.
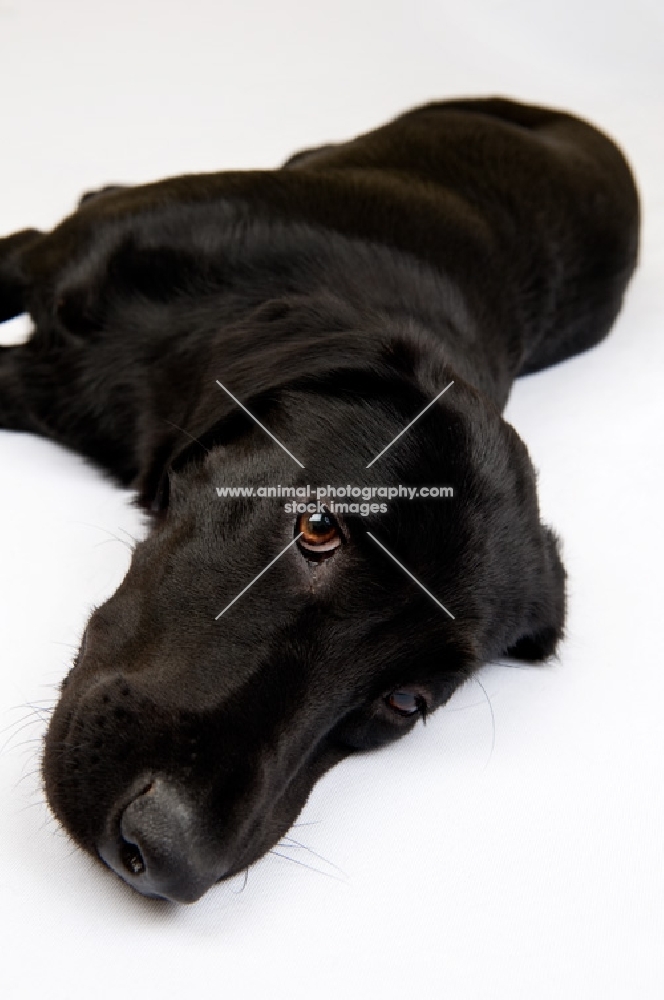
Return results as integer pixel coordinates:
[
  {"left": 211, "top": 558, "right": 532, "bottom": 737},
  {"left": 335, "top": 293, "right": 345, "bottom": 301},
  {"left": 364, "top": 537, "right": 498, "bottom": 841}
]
[{"left": 98, "top": 777, "right": 220, "bottom": 903}]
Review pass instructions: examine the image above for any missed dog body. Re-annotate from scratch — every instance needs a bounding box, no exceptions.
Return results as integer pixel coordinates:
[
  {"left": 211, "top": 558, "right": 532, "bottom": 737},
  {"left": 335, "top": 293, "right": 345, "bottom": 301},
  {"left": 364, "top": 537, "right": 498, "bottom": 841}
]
[{"left": 0, "top": 98, "right": 638, "bottom": 902}]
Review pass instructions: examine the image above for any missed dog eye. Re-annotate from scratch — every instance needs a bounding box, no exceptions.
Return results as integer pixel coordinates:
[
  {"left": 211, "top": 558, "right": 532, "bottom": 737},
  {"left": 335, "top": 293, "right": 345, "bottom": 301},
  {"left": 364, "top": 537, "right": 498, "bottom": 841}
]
[
  {"left": 386, "top": 689, "right": 426, "bottom": 717},
  {"left": 296, "top": 510, "right": 342, "bottom": 558}
]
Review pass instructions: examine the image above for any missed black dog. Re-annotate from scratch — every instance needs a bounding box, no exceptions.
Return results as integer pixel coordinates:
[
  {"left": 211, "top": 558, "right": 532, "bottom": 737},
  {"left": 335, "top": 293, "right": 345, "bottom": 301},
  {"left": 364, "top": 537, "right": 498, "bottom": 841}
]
[{"left": 0, "top": 98, "right": 638, "bottom": 902}]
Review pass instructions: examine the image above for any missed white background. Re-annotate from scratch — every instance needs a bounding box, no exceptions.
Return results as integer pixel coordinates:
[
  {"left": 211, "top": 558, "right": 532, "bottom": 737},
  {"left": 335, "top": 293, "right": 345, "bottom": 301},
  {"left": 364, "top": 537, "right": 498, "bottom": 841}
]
[{"left": 1, "top": 1, "right": 663, "bottom": 997}]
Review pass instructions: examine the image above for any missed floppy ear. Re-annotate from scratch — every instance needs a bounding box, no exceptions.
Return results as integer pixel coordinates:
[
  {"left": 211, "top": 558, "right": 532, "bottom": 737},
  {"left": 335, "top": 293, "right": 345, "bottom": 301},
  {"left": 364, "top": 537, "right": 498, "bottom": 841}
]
[
  {"left": 504, "top": 524, "right": 566, "bottom": 661},
  {"left": 405, "top": 336, "right": 567, "bottom": 664},
  {"left": 481, "top": 410, "right": 567, "bottom": 663},
  {"left": 135, "top": 294, "right": 410, "bottom": 509},
  {"left": 477, "top": 416, "right": 567, "bottom": 664}
]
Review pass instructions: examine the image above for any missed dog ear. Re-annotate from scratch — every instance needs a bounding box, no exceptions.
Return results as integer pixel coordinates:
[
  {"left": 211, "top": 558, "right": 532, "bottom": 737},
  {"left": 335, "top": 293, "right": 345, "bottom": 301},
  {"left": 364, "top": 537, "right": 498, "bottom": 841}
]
[
  {"left": 134, "top": 308, "right": 370, "bottom": 508},
  {"left": 473, "top": 403, "right": 568, "bottom": 663},
  {"left": 137, "top": 298, "right": 419, "bottom": 509},
  {"left": 404, "top": 337, "right": 567, "bottom": 664},
  {"left": 477, "top": 416, "right": 567, "bottom": 664},
  {"left": 503, "top": 524, "right": 566, "bottom": 661}
]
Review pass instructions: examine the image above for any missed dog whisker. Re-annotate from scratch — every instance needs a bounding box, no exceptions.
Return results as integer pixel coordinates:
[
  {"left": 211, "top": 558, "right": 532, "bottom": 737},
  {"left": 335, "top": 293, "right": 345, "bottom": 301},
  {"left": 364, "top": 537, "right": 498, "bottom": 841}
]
[
  {"left": 70, "top": 520, "right": 137, "bottom": 553},
  {"left": 269, "top": 850, "right": 348, "bottom": 883},
  {"left": 474, "top": 676, "right": 496, "bottom": 768},
  {"left": 5, "top": 737, "right": 46, "bottom": 756},
  {"left": 14, "top": 767, "right": 41, "bottom": 789},
  {"left": 0, "top": 717, "right": 48, "bottom": 755},
  {"left": 116, "top": 525, "right": 140, "bottom": 546},
  {"left": 15, "top": 782, "right": 50, "bottom": 801},
  {"left": 280, "top": 835, "right": 346, "bottom": 875},
  {"left": 230, "top": 868, "right": 250, "bottom": 894},
  {"left": 1, "top": 705, "right": 49, "bottom": 729},
  {"left": 444, "top": 699, "right": 494, "bottom": 712}
]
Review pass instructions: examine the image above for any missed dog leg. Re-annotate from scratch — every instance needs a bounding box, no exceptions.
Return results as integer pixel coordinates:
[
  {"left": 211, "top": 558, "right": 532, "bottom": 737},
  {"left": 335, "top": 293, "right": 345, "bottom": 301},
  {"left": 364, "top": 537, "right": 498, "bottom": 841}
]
[
  {"left": 0, "top": 231, "right": 46, "bottom": 432},
  {"left": 0, "top": 229, "right": 43, "bottom": 323},
  {"left": 0, "top": 344, "right": 46, "bottom": 434},
  {"left": 0, "top": 230, "right": 138, "bottom": 475}
]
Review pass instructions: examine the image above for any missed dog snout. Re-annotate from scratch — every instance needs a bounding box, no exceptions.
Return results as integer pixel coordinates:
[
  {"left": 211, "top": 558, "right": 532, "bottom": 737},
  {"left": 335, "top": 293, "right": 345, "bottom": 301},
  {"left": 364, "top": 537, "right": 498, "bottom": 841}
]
[{"left": 98, "top": 777, "right": 221, "bottom": 903}]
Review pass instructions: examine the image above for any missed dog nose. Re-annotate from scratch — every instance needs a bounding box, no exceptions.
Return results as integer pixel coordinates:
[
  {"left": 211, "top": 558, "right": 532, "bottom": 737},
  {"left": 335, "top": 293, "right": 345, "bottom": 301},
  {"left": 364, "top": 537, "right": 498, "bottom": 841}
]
[{"left": 98, "top": 777, "right": 219, "bottom": 903}]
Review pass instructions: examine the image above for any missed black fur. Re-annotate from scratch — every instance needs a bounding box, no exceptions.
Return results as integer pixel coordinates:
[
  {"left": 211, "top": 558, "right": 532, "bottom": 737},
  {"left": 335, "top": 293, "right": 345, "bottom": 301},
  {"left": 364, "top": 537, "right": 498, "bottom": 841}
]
[{"left": 0, "top": 97, "right": 638, "bottom": 902}]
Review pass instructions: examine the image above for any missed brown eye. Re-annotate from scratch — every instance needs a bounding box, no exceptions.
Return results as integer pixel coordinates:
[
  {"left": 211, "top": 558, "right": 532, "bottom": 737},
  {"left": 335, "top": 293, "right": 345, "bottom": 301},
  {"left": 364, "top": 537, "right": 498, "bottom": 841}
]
[
  {"left": 296, "top": 510, "right": 342, "bottom": 558},
  {"left": 386, "top": 689, "right": 425, "bottom": 717}
]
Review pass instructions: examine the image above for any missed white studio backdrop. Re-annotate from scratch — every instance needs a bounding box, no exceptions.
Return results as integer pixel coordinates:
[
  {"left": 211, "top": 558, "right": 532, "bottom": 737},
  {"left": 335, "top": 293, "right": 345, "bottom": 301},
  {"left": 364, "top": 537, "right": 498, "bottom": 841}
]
[{"left": 0, "top": 1, "right": 663, "bottom": 998}]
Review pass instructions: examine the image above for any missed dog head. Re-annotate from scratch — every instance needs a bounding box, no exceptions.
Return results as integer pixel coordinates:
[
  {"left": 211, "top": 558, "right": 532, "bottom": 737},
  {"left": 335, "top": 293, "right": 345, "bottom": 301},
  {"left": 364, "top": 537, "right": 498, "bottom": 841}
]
[{"left": 43, "top": 309, "right": 565, "bottom": 902}]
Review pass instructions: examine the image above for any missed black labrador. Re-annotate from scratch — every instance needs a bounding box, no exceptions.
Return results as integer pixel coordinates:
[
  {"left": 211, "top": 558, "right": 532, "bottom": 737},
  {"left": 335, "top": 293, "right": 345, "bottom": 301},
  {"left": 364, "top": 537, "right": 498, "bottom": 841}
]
[{"left": 0, "top": 98, "right": 638, "bottom": 902}]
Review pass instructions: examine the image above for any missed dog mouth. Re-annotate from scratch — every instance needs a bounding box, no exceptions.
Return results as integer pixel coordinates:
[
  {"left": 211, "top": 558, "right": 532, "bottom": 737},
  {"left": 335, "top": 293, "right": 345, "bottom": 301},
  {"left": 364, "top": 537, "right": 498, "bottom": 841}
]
[{"left": 42, "top": 669, "right": 345, "bottom": 904}]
